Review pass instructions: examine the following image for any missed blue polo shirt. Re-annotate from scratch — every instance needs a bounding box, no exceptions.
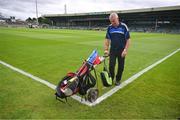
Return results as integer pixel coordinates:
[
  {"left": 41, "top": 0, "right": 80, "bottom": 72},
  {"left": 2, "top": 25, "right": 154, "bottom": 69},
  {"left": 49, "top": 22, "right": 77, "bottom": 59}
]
[{"left": 105, "top": 22, "right": 130, "bottom": 51}]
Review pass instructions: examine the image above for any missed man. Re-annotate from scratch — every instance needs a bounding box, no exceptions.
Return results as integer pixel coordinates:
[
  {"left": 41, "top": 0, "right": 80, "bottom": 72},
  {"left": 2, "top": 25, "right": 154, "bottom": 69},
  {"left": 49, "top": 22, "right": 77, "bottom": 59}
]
[{"left": 104, "top": 13, "right": 130, "bottom": 86}]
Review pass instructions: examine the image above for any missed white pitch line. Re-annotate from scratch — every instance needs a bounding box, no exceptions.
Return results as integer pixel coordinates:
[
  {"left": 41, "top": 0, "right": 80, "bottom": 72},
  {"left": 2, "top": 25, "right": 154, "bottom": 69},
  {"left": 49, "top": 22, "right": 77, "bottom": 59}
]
[
  {"left": 0, "top": 60, "right": 56, "bottom": 90},
  {"left": 0, "top": 60, "right": 84, "bottom": 105},
  {"left": 88, "top": 48, "right": 180, "bottom": 106},
  {"left": 0, "top": 48, "right": 179, "bottom": 107}
]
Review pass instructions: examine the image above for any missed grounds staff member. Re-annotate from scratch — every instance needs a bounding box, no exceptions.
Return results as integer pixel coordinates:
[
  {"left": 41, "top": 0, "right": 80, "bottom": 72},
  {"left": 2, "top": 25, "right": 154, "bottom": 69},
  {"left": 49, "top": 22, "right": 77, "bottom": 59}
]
[{"left": 104, "top": 13, "right": 130, "bottom": 86}]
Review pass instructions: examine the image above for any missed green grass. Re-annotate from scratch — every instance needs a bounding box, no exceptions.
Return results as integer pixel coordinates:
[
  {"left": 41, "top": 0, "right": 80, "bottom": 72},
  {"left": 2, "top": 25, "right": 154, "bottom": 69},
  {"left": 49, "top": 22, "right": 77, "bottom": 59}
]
[{"left": 0, "top": 27, "right": 180, "bottom": 118}]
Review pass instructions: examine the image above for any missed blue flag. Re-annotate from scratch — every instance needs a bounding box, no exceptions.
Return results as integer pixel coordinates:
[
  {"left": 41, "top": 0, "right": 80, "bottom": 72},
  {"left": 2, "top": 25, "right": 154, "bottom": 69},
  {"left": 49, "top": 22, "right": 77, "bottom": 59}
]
[{"left": 87, "top": 50, "right": 98, "bottom": 64}]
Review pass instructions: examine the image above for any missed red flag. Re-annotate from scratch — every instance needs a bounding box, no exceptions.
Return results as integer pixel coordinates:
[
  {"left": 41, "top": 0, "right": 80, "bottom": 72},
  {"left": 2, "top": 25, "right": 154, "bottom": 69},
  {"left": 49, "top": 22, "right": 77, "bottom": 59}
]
[{"left": 93, "top": 56, "right": 101, "bottom": 65}]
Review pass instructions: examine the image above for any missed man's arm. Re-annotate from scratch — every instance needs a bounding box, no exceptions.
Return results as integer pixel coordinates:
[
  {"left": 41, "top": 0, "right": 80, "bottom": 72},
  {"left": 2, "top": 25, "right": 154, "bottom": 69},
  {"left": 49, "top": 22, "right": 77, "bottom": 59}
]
[
  {"left": 121, "top": 38, "right": 130, "bottom": 57},
  {"left": 104, "top": 39, "right": 110, "bottom": 55}
]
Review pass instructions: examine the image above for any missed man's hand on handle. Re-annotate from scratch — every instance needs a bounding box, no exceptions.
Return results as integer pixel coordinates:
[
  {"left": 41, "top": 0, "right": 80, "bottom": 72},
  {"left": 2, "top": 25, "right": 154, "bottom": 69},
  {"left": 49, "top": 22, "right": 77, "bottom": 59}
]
[{"left": 104, "top": 50, "right": 109, "bottom": 56}]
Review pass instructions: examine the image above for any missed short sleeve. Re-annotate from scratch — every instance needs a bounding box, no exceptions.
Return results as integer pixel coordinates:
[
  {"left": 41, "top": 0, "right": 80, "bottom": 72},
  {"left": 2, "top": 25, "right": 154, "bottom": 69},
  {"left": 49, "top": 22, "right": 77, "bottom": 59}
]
[
  {"left": 125, "top": 31, "right": 130, "bottom": 40},
  {"left": 123, "top": 23, "right": 130, "bottom": 40}
]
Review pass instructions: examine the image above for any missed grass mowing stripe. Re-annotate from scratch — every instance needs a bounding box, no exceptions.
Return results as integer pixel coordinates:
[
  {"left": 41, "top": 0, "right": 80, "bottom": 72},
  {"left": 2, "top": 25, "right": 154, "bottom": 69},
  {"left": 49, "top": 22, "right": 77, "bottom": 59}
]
[
  {"left": 0, "top": 48, "right": 179, "bottom": 107},
  {"left": 0, "top": 60, "right": 56, "bottom": 90},
  {"left": 0, "top": 60, "right": 89, "bottom": 105}
]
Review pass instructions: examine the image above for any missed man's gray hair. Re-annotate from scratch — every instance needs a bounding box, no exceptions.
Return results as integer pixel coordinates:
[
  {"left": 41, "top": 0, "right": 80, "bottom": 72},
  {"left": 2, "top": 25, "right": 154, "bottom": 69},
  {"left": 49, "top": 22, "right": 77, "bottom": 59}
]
[{"left": 109, "top": 12, "right": 119, "bottom": 19}]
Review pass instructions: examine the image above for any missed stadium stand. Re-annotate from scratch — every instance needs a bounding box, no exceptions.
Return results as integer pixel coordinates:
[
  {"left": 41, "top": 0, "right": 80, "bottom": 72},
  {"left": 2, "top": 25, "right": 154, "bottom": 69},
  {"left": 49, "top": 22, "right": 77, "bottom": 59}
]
[
  {"left": 43, "top": 5, "right": 180, "bottom": 33},
  {"left": 0, "top": 15, "right": 27, "bottom": 28}
]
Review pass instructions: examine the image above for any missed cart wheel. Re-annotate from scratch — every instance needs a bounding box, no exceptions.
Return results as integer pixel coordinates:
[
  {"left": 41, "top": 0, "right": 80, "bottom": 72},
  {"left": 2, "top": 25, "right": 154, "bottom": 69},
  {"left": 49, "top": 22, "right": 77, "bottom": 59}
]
[{"left": 87, "top": 88, "right": 99, "bottom": 103}]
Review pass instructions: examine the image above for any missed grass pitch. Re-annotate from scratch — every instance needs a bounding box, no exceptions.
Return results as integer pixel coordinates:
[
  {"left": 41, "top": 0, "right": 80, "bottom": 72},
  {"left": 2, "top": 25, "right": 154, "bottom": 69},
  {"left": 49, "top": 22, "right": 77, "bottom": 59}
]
[{"left": 0, "top": 27, "right": 180, "bottom": 118}]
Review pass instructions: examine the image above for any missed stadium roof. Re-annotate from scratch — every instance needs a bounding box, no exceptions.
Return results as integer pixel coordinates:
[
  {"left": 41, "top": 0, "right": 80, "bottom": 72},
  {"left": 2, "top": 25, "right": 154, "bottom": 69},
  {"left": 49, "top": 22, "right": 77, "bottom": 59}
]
[{"left": 43, "top": 5, "right": 180, "bottom": 17}]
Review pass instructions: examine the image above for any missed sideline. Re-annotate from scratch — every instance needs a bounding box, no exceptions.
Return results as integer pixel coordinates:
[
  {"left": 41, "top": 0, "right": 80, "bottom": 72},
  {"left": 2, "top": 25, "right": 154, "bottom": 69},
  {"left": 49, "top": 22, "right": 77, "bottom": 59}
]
[{"left": 0, "top": 48, "right": 179, "bottom": 106}]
